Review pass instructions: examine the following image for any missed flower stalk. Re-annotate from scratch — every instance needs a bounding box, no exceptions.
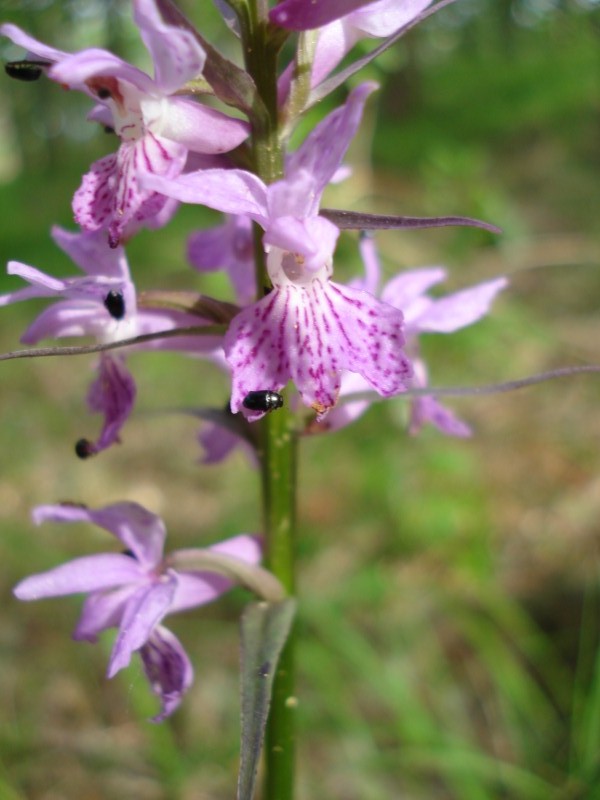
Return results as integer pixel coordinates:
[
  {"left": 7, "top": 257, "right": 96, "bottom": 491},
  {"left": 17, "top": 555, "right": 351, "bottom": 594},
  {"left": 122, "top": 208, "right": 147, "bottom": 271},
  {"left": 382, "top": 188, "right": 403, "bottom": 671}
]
[
  {"left": 260, "top": 408, "right": 297, "bottom": 800},
  {"left": 243, "top": 2, "right": 297, "bottom": 797}
]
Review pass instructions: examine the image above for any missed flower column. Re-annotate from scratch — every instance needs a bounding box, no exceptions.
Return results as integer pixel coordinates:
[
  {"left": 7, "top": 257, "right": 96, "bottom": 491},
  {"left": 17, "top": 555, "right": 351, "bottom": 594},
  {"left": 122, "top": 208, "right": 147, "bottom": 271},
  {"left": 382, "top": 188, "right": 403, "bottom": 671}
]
[{"left": 239, "top": 3, "right": 297, "bottom": 799}]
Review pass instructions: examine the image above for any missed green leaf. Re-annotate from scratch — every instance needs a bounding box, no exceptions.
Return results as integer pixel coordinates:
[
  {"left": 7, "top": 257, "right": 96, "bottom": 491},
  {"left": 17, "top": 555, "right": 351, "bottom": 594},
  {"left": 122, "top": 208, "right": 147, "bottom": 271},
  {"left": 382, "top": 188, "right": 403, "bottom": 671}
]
[{"left": 238, "top": 599, "right": 297, "bottom": 800}]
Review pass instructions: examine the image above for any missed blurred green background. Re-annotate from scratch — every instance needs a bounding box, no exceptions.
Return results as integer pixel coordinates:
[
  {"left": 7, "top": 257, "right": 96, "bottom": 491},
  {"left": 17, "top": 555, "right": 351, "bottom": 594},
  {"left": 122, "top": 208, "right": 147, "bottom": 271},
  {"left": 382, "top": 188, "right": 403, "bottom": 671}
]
[{"left": 0, "top": 1, "right": 599, "bottom": 798}]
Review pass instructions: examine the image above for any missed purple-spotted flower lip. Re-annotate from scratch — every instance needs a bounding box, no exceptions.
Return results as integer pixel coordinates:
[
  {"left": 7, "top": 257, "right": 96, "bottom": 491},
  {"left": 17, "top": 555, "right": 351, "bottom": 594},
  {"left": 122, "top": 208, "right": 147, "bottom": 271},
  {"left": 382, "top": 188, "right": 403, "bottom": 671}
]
[
  {"left": 77, "top": 352, "right": 137, "bottom": 458},
  {"left": 13, "top": 501, "right": 263, "bottom": 717},
  {"left": 140, "top": 624, "right": 194, "bottom": 722},
  {"left": 223, "top": 267, "right": 411, "bottom": 419}
]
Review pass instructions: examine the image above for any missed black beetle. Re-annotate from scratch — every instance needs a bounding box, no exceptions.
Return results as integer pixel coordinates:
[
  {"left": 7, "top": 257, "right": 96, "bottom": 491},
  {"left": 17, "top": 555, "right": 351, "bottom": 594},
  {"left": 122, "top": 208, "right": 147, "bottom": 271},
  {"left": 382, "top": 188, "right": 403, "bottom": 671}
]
[
  {"left": 104, "top": 290, "right": 126, "bottom": 320},
  {"left": 5, "top": 60, "right": 49, "bottom": 82},
  {"left": 74, "top": 438, "right": 96, "bottom": 459},
  {"left": 242, "top": 390, "right": 284, "bottom": 412}
]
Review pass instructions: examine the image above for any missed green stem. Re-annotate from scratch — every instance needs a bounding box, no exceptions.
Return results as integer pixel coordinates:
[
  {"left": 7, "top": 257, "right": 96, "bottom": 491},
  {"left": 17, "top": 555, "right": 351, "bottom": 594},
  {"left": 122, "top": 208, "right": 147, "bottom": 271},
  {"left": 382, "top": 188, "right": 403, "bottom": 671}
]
[
  {"left": 240, "top": 2, "right": 297, "bottom": 798},
  {"left": 260, "top": 404, "right": 297, "bottom": 800},
  {"left": 241, "top": 2, "right": 283, "bottom": 184}
]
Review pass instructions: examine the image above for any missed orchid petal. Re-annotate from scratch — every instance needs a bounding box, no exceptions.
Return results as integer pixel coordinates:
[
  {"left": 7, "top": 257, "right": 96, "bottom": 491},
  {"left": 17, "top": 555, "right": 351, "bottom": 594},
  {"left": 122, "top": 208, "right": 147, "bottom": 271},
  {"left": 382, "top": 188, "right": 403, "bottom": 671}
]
[
  {"left": 380, "top": 267, "right": 447, "bottom": 310},
  {"left": 133, "top": 0, "right": 206, "bottom": 93},
  {"left": 74, "top": 134, "right": 187, "bottom": 247},
  {"left": 32, "top": 502, "right": 167, "bottom": 567},
  {"left": 187, "top": 222, "right": 237, "bottom": 272},
  {"left": 86, "top": 502, "right": 167, "bottom": 567},
  {"left": 198, "top": 423, "right": 247, "bottom": 464},
  {"left": 13, "top": 554, "right": 144, "bottom": 600},
  {"left": 187, "top": 217, "right": 248, "bottom": 271},
  {"left": 210, "top": 533, "right": 262, "bottom": 564},
  {"left": 88, "top": 103, "right": 114, "bottom": 128},
  {"left": 412, "top": 277, "right": 508, "bottom": 333},
  {"left": 280, "top": 1, "right": 432, "bottom": 94},
  {"left": 73, "top": 585, "right": 135, "bottom": 641},
  {"left": 310, "top": 20, "right": 360, "bottom": 88},
  {"left": 20, "top": 301, "right": 104, "bottom": 344},
  {"left": 108, "top": 578, "right": 177, "bottom": 676},
  {"left": 287, "top": 82, "right": 376, "bottom": 198},
  {"left": 0, "top": 261, "right": 66, "bottom": 309},
  {"left": 269, "top": 0, "right": 378, "bottom": 29},
  {"left": 49, "top": 49, "right": 154, "bottom": 94},
  {"left": 83, "top": 354, "right": 137, "bottom": 456},
  {"left": 142, "top": 168, "right": 269, "bottom": 223},
  {"left": 140, "top": 625, "right": 194, "bottom": 721},
  {"left": 348, "top": 0, "right": 433, "bottom": 37},
  {"left": 169, "top": 571, "right": 233, "bottom": 613},
  {"left": 409, "top": 395, "right": 472, "bottom": 438},
  {"left": 355, "top": 233, "right": 382, "bottom": 295},
  {"left": 323, "top": 371, "right": 372, "bottom": 430},
  {"left": 145, "top": 96, "right": 249, "bottom": 153},
  {"left": 51, "top": 226, "right": 129, "bottom": 279},
  {"left": 264, "top": 216, "right": 339, "bottom": 272},
  {"left": 0, "top": 23, "right": 68, "bottom": 63},
  {"left": 267, "top": 169, "right": 318, "bottom": 219},
  {"left": 0, "top": 284, "right": 53, "bottom": 307},
  {"left": 6, "top": 262, "right": 66, "bottom": 293},
  {"left": 133, "top": 194, "right": 179, "bottom": 235},
  {"left": 73, "top": 152, "right": 118, "bottom": 235},
  {"left": 225, "top": 278, "right": 411, "bottom": 416},
  {"left": 187, "top": 216, "right": 255, "bottom": 306}
]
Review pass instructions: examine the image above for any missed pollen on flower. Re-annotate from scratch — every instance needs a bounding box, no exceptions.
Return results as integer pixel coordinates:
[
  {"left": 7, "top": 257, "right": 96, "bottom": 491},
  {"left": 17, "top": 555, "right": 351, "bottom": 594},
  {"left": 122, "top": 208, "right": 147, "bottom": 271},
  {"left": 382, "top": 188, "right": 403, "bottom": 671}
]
[{"left": 312, "top": 397, "right": 333, "bottom": 417}]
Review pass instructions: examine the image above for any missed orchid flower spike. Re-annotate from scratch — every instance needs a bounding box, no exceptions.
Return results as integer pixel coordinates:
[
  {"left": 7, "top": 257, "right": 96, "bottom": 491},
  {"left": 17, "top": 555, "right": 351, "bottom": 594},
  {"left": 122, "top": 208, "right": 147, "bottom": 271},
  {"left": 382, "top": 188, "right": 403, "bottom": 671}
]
[
  {"left": 0, "top": 0, "right": 249, "bottom": 247},
  {"left": 14, "top": 502, "right": 263, "bottom": 721},
  {"left": 143, "top": 83, "right": 412, "bottom": 419}
]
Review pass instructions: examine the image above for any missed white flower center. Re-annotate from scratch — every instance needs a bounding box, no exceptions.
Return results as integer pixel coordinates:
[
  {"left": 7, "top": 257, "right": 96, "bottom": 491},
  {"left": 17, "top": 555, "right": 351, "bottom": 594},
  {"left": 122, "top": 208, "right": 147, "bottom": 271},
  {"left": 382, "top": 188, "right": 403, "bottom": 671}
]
[
  {"left": 87, "top": 76, "right": 148, "bottom": 142},
  {"left": 267, "top": 246, "right": 332, "bottom": 288}
]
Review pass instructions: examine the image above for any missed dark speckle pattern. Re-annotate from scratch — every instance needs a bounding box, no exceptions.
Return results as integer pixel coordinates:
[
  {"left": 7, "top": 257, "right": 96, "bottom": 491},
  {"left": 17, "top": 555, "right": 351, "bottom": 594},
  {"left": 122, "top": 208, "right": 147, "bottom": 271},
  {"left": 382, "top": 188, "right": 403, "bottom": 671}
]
[
  {"left": 73, "top": 133, "right": 187, "bottom": 247},
  {"left": 225, "top": 277, "right": 412, "bottom": 418}
]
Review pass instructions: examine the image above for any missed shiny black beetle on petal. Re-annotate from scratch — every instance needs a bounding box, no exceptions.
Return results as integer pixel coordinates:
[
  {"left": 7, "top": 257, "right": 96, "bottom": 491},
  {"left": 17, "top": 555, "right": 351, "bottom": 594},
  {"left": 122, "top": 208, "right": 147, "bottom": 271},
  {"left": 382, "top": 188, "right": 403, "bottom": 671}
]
[
  {"left": 242, "top": 391, "right": 284, "bottom": 413},
  {"left": 5, "top": 60, "right": 49, "bottom": 82},
  {"left": 104, "top": 290, "right": 126, "bottom": 320}
]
